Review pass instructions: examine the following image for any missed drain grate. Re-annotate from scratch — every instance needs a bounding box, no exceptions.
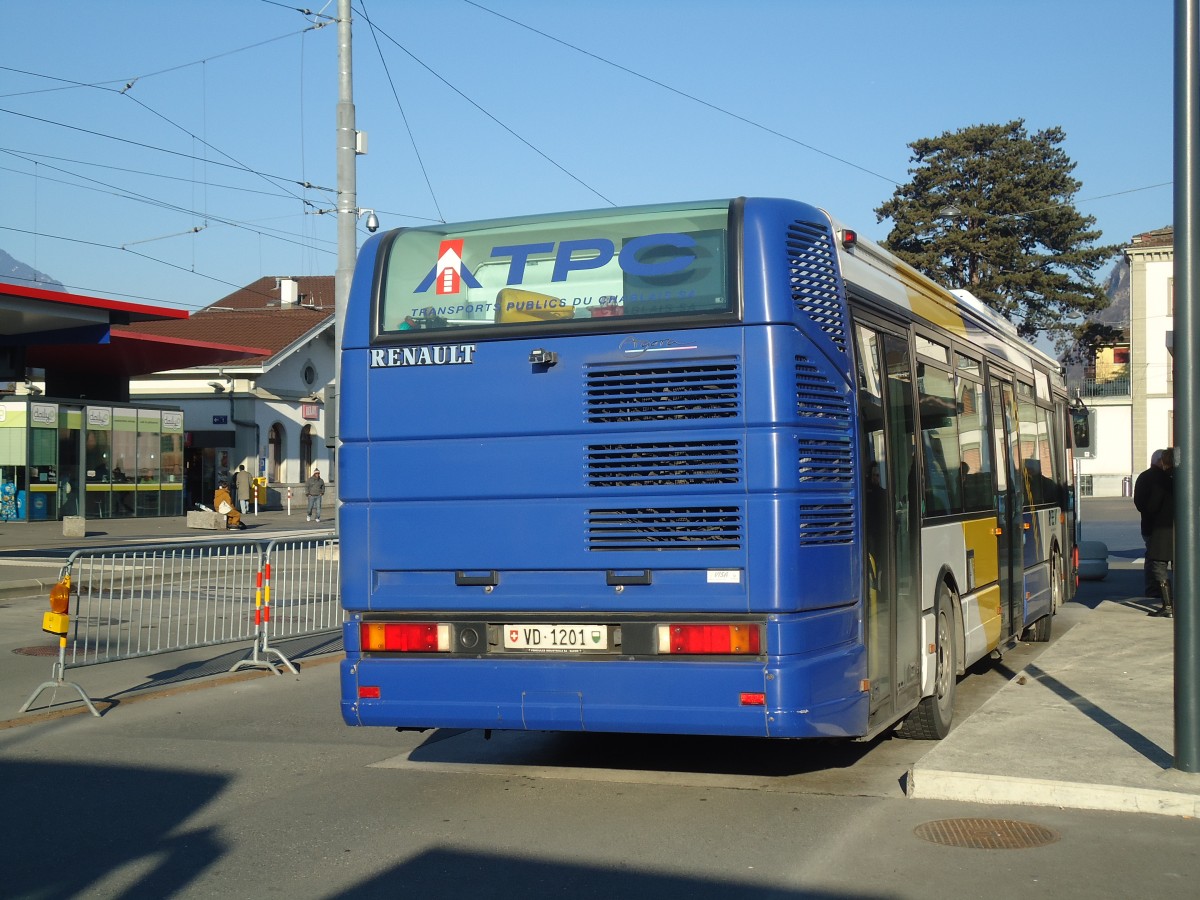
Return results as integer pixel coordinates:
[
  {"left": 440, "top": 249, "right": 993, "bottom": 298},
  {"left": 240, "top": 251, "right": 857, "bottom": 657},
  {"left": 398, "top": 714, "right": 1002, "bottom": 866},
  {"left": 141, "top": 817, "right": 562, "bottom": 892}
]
[
  {"left": 13, "top": 645, "right": 61, "bottom": 657},
  {"left": 914, "top": 818, "right": 1059, "bottom": 850}
]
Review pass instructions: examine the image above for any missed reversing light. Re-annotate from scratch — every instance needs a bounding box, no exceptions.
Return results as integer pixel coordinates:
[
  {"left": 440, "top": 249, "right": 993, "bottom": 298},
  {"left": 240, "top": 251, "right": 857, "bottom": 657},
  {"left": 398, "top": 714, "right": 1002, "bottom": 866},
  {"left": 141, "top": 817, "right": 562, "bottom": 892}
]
[
  {"left": 361, "top": 622, "right": 451, "bottom": 652},
  {"left": 657, "top": 623, "right": 762, "bottom": 655}
]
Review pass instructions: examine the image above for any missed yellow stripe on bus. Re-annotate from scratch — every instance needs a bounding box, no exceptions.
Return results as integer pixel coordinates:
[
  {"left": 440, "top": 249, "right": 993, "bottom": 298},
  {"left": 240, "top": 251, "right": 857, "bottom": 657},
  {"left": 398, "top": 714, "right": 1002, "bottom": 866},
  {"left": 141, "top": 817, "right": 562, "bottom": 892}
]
[{"left": 962, "top": 516, "right": 999, "bottom": 585}]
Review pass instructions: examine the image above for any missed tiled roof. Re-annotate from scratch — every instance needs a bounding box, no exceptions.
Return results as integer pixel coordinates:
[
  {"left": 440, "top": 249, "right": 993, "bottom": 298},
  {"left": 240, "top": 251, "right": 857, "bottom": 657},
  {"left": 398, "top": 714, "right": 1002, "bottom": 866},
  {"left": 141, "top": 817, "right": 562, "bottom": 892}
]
[
  {"left": 1130, "top": 226, "right": 1173, "bottom": 248},
  {"left": 123, "top": 275, "right": 334, "bottom": 366},
  {"left": 201, "top": 275, "right": 335, "bottom": 313}
]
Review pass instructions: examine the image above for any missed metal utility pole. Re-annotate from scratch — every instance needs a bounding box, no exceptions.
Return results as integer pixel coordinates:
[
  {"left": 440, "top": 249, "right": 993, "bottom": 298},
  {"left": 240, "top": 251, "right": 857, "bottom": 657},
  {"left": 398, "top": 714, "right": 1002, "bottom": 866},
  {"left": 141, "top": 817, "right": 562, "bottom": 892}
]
[
  {"left": 333, "top": 0, "right": 356, "bottom": 495},
  {"left": 1174, "top": 0, "right": 1200, "bottom": 773}
]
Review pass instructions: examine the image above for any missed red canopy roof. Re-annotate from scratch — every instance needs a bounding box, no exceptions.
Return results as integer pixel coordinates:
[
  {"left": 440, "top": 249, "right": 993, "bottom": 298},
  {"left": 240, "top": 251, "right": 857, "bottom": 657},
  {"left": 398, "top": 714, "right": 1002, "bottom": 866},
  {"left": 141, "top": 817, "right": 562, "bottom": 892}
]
[{"left": 1, "top": 282, "right": 269, "bottom": 378}]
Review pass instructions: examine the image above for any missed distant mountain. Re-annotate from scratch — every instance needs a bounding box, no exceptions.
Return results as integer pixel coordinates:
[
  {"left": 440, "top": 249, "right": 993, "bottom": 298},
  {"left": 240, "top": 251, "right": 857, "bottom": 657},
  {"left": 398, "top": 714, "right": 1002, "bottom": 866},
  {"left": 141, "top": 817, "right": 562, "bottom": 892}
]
[
  {"left": 1097, "top": 256, "right": 1130, "bottom": 329},
  {"left": 0, "top": 248, "right": 63, "bottom": 291}
]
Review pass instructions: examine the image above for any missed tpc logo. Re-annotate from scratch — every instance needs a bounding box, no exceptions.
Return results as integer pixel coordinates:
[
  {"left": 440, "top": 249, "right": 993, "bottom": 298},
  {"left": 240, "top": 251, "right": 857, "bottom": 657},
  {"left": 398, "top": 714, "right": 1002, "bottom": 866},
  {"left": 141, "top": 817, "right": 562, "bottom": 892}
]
[
  {"left": 416, "top": 240, "right": 483, "bottom": 296},
  {"left": 414, "top": 233, "right": 699, "bottom": 296}
]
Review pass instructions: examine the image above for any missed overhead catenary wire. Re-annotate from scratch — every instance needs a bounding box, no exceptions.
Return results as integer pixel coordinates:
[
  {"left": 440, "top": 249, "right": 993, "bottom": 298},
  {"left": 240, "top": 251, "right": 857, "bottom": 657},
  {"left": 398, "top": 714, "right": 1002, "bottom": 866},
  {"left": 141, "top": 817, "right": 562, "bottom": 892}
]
[
  {"left": 461, "top": 0, "right": 901, "bottom": 188},
  {"left": 0, "top": 15, "right": 344, "bottom": 306},
  {"left": 1, "top": 23, "right": 338, "bottom": 291},
  {"left": 357, "top": 0, "right": 444, "bottom": 223},
  {"left": 0, "top": 149, "right": 310, "bottom": 201},
  {"left": 355, "top": 9, "right": 615, "bottom": 207},
  {"left": 0, "top": 27, "right": 322, "bottom": 100},
  {"left": 0, "top": 154, "right": 337, "bottom": 255},
  {"left": 0, "top": 224, "right": 272, "bottom": 307},
  {"left": 0, "top": 107, "right": 334, "bottom": 197}
]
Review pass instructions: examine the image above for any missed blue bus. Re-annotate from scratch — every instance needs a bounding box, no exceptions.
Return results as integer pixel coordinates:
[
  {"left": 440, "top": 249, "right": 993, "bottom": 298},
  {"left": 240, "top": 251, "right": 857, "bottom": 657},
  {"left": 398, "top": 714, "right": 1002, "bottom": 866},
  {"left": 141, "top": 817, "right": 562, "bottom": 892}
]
[{"left": 339, "top": 197, "right": 1076, "bottom": 741}]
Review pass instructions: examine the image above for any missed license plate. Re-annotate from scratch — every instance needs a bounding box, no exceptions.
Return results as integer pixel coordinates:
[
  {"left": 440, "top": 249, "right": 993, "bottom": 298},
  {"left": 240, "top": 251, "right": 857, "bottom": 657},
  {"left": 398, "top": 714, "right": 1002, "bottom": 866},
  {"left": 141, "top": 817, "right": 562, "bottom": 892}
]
[{"left": 504, "top": 624, "right": 608, "bottom": 651}]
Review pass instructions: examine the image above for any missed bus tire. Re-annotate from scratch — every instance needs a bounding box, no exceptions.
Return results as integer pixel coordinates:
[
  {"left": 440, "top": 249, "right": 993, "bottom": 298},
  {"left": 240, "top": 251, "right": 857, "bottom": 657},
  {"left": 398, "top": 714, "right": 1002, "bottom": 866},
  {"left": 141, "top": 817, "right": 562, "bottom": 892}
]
[{"left": 897, "top": 582, "right": 957, "bottom": 741}]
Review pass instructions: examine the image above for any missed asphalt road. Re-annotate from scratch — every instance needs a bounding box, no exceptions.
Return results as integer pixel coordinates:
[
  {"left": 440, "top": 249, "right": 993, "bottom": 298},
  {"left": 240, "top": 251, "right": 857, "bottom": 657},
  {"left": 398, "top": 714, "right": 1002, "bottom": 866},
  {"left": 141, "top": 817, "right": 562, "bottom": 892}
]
[{"left": 2, "top": 654, "right": 1198, "bottom": 900}]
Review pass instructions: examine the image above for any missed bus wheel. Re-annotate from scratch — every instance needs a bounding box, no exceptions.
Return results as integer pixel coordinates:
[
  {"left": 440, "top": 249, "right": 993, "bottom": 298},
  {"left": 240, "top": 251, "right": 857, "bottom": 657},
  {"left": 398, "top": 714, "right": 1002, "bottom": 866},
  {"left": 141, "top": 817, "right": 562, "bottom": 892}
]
[
  {"left": 1050, "top": 547, "right": 1063, "bottom": 616},
  {"left": 898, "top": 582, "right": 957, "bottom": 740}
]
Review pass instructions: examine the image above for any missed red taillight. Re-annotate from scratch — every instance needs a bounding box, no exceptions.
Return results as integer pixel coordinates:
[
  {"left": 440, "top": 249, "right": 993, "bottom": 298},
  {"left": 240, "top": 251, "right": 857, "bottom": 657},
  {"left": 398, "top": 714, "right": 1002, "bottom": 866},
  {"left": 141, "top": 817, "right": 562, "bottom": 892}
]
[
  {"left": 739, "top": 692, "right": 766, "bottom": 706},
  {"left": 358, "top": 685, "right": 381, "bottom": 699},
  {"left": 361, "top": 622, "right": 450, "bottom": 652},
  {"left": 657, "top": 623, "right": 761, "bottom": 655}
]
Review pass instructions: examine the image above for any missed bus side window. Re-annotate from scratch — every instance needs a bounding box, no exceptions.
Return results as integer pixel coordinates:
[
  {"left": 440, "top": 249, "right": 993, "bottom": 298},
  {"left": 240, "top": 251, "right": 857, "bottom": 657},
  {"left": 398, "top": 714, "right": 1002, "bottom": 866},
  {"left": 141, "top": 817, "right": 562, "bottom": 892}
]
[{"left": 917, "top": 364, "right": 962, "bottom": 516}]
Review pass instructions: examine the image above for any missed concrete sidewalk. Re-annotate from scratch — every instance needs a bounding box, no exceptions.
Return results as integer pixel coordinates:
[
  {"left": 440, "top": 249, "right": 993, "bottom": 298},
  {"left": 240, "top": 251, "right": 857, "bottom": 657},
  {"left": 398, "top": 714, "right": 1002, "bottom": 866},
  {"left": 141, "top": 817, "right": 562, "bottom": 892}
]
[{"left": 909, "top": 564, "right": 1200, "bottom": 818}]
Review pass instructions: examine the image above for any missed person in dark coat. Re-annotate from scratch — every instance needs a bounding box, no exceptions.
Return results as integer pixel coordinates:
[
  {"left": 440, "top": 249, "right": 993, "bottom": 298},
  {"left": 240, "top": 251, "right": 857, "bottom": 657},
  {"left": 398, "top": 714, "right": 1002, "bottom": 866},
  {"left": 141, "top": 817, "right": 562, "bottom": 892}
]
[
  {"left": 1134, "top": 448, "right": 1174, "bottom": 617},
  {"left": 305, "top": 467, "right": 326, "bottom": 523}
]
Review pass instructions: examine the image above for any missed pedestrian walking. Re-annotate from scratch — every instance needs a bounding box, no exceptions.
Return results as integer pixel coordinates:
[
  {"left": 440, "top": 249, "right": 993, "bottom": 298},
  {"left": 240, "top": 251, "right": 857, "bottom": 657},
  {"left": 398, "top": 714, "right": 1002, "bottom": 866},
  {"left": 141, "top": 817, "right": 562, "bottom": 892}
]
[
  {"left": 305, "top": 466, "right": 325, "bottom": 523},
  {"left": 234, "top": 465, "right": 252, "bottom": 516},
  {"left": 1133, "top": 447, "right": 1174, "bottom": 617}
]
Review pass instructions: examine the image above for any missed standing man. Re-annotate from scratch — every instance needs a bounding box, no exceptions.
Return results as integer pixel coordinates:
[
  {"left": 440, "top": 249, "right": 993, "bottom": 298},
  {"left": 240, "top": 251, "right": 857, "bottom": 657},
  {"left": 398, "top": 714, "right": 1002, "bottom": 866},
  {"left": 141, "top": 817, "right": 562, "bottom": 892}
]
[
  {"left": 234, "top": 464, "right": 252, "bottom": 516},
  {"left": 305, "top": 466, "right": 326, "bottom": 523},
  {"left": 1134, "top": 448, "right": 1175, "bottom": 617}
]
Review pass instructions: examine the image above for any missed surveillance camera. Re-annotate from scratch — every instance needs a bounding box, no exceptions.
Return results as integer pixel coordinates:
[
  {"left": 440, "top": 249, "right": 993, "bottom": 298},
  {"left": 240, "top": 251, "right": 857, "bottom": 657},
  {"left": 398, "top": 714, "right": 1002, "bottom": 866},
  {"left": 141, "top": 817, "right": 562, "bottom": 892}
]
[{"left": 365, "top": 211, "right": 380, "bottom": 233}]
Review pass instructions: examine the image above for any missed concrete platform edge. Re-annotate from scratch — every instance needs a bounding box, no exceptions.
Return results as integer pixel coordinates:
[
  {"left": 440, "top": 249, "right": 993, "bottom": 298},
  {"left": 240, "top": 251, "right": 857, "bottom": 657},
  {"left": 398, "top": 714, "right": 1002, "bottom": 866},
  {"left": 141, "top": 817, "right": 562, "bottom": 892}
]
[
  {"left": 0, "top": 578, "right": 57, "bottom": 601},
  {"left": 907, "top": 767, "right": 1200, "bottom": 818}
]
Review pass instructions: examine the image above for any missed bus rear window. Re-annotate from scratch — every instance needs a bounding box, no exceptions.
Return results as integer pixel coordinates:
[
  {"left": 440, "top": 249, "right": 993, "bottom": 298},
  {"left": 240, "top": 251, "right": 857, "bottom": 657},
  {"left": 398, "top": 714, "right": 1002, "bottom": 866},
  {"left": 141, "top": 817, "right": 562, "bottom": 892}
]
[{"left": 375, "top": 204, "right": 731, "bottom": 337}]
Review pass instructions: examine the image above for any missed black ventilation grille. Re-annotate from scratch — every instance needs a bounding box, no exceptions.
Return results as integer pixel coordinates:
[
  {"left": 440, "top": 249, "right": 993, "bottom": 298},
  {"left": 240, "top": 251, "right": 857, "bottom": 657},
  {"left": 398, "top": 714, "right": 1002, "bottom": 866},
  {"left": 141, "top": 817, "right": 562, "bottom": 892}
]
[
  {"left": 587, "top": 441, "right": 741, "bottom": 487},
  {"left": 798, "top": 440, "right": 854, "bottom": 484},
  {"left": 786, "top": 221, "right": 847, "bottom": 354},
  {"left": 796, "top": 355, "right": 851, "bottom": 420},
  {"left": 587, "top": 507, "right": 742, "bottom": 551},
  {"left": 586, "top": 360, "right": 740, "bottom": 423},
  {"left": 798, "top": 504, "right": 855, "bottom": 545}
]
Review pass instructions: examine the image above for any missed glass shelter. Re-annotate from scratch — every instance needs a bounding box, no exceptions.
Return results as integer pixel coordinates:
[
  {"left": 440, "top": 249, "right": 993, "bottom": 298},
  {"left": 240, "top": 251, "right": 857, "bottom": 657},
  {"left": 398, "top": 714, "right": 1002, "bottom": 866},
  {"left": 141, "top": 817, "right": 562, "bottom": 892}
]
[{"left": 0, "top": 398, "right": 184, "bottom": 522}]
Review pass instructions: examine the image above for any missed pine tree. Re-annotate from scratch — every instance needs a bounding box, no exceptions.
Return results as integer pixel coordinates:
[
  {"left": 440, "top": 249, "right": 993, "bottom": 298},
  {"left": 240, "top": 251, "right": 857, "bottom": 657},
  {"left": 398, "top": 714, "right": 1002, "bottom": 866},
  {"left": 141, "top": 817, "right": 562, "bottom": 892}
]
[{"left": 875, "top": 120, "right": 1119, "bottom": 350}]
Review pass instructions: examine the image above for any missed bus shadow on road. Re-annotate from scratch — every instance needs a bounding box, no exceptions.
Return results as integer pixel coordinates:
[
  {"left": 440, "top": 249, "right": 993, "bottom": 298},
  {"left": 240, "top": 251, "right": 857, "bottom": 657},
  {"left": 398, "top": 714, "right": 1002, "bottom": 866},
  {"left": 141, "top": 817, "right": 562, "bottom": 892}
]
[{"left": 397, "top": 726, "right": 889, "bottom": 783}]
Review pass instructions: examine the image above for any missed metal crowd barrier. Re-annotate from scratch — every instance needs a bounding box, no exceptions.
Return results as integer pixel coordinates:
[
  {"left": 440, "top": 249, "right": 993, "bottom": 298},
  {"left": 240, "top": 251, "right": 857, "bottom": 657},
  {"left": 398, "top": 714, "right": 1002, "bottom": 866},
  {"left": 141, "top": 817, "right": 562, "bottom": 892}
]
[{"left": 20, "top": 533, "right": 340, "bottom": 716}]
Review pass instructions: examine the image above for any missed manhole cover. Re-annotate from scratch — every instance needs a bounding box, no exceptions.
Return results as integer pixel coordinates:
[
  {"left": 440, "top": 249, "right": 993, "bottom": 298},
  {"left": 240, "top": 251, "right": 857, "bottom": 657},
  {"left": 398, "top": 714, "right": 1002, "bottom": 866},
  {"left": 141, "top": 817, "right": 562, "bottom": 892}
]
[
  {"left": 914, "top": 818, "right": 1059, "bottom": 850},
  {"left": 12, "top": 645, "right": 61, "bottom": 657}
]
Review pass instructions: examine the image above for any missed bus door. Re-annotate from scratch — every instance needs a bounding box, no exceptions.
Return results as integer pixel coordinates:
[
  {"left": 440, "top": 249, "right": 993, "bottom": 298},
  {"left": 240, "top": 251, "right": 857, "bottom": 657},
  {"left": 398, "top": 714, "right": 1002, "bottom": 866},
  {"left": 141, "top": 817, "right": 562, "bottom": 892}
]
[
  {"left": 989, "top": 374, "right": 1024, "bottom": 638},
  {"left": 855, "top": 323, "right": 921, "bottom": 729}
]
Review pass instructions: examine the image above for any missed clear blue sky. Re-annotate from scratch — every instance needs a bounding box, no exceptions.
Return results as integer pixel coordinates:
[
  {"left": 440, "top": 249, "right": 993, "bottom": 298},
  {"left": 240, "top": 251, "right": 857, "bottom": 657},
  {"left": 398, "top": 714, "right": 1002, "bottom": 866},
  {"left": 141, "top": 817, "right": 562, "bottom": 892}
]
[{"left": 0, "top": 0, "right": 1174, "bottom": 316}]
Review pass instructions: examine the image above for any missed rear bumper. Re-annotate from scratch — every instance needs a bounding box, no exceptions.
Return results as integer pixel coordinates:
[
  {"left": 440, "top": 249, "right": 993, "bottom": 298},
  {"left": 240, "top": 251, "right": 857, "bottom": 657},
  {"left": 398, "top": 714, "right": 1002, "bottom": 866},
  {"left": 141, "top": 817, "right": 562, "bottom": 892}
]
[{"left": 341, "top": 646, "right": 867, "bottom": 740}]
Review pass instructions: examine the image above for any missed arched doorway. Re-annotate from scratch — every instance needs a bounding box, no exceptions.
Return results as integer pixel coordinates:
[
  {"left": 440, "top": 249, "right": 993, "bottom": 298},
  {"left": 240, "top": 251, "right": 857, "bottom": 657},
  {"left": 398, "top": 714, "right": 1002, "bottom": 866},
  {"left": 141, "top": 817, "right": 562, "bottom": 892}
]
[
  {"left": 267, "top": 423, "right": 285, "bottom": 482},
  {"left": 300, "top": 425, "right": 314, "bottom": 479}
]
